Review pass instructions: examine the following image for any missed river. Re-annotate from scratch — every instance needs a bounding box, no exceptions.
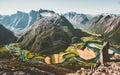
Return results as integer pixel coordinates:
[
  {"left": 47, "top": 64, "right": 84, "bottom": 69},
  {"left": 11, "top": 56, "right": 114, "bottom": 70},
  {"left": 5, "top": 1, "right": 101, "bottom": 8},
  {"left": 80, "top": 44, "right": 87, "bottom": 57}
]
[
  {"left": 7, "top": 42, "right": 120, "bottom": 64},
  {"left": 59, "top": 42, "right": 120, "bottom": 64}
]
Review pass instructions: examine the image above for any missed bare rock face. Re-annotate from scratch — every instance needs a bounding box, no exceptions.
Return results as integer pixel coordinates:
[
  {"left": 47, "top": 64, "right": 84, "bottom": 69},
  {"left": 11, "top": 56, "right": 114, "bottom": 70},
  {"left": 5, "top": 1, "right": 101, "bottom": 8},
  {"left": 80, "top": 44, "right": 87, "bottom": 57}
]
[
  {"left": 100, "top": 42, "right": 110, "bottom": 64},
  {"left": 63, "top": 12, "right": 90, "bottom": 29},
  {"left": 0, "top": 9, "right": 55, "bottom": 35},
  {"left": 88, "top": 14, "right": 119, "bottom": 34},
  {"left": 18, "top": 11, "right": 90, "bottom": 55},
  {"left": 87, "top": 15, "right": 120, "bottom": 44},
  {"left": 93, "top": 62, "right": 120, "bottom": 75},
  {"left": 0, "top": 60, "right": 73, "bottom": 75},
  {"left": 102, "top": 42, "right": 110, "bottom": 63},
  {"left": 18, "top": 14, "right": 75, "bottom": 55}
]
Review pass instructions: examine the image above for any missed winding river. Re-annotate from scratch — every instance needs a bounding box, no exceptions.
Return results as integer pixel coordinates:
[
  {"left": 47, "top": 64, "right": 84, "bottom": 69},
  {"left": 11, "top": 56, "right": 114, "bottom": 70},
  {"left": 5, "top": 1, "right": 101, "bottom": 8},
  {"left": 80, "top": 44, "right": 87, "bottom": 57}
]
[
  {"left": 59, "top": 42, "right": 120, "bottom": 64},
  {"left": 7, "top": 42, "right": 120, "bottom": 64}
]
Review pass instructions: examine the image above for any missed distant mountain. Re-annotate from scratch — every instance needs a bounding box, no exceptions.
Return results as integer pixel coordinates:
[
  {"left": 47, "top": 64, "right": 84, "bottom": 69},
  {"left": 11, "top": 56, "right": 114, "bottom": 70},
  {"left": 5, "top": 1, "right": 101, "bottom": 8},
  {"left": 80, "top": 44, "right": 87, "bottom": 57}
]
[
  {"left": 0, "top": 10, "right": 93, "bottom": 35},
  {"left": 63, "top": 12, "right": 92, "bottom": 29},
  {"left": 18, "top": 13, "right": 89, "bottom": 55},
  {"left": 0, "top": 24, "right": 16, "bottom": 45},
  {"left": 0, "top": 9, "right": 55, "bottom": 35},
  {"left": 87, "top": 14, "right": 120, "bottom": 44}
]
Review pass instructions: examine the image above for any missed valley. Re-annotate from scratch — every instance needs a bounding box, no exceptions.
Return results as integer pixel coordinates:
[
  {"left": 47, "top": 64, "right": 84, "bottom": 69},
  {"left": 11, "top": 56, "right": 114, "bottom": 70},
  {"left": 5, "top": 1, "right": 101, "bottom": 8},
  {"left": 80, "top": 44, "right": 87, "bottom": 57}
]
[
  {"left": 0, "top": 34, "right": 120, "bottom": 74},
  {"left": 0, "top": 9, "right": 120, "bottom": 75}
]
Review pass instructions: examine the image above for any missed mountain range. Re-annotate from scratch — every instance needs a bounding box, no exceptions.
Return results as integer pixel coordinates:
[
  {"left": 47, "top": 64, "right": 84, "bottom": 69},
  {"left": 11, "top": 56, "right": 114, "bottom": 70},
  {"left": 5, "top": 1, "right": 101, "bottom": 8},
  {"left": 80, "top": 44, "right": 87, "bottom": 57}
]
[
  {"left": 0, "top": 9, "right": 55, "bottom": 36},
  {"left": 0, "top": 10, "right": 93, "bottom": 36},
  {"left": 18, "top": 13, "right": 89, "bottom": 55},
  {"left": 63, "top": 12, "right": 92, "bottom": 29},
  {"left": 87, "top": 14, "right": 120, "bottom": 44},
  {"left": 0, "top": 9, "right": 120, "bottom": 49},
  {"left": 0, "top": 9, "right": 120, "bottom": 75}
]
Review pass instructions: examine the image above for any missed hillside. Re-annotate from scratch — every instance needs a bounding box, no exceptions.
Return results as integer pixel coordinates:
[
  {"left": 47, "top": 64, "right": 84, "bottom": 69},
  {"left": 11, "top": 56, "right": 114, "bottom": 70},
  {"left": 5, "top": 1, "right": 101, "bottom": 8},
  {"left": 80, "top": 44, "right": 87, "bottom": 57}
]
[
  {"left": 0, "top": 11, "right": 92, "bottom": 35},
  {"left": 0, "top": 9, "right": 120, "bottom": 75},
  {"left": 0, "top": 60, "right": 73, "bottom": 75},
  {"left": 0, "top": 9, "right": 55, "bottom": 35},
  {"left": 87, "top": 14, "right": 120, "bottom": 47},
  {"left": 0, "top": 24, "right": 16, "bottom": 45},
  {"left": 18, "top": 13, "right": 89, "bottom": 55},
  {"left": 63, "top": 12, "right": 91, "bottom": 29}
]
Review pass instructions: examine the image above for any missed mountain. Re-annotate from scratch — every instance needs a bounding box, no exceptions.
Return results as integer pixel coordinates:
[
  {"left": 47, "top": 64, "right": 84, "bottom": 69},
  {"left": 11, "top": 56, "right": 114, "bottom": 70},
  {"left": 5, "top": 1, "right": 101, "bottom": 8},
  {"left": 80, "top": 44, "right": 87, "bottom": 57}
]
[
  {"left": 87, "top": 14, "right": 120, "bottom": 44},
  {"left": 63, "top": 12, "right": 92, "bottom": 29},
  {"left": 18, "top": 12, "right": 90, "bottom": 55},
  {"left": 0, "top": 9, "right": 55, "bottom": 35},
  {"left": 0, "top": 24, "right": 16, "bottom": 45},
  {"left": 0, "top": 10, "right": 93, "bottom": 35}
]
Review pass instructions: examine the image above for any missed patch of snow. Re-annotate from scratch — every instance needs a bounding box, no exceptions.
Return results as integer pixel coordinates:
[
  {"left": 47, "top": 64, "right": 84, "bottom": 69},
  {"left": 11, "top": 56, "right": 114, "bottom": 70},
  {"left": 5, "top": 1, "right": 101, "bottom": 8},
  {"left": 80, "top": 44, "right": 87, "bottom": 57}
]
[
  {"left": 40, "top": 12, "right": 53, "bottom": 17},
  {"left": 14, "top": 15, "right": 24, "bottom": 27},
  {"left": 13, "top": 15, "right": 18, "bottom": 26},
  {"left": 26, "top": 13, "right": 32, "bottom": 28}
]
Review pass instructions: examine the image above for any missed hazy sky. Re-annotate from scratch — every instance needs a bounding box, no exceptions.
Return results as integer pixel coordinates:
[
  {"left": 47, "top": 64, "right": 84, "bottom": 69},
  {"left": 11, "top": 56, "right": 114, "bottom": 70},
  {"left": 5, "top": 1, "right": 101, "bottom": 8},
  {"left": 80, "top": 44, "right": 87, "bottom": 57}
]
[{"left": 0, "top": 0, "right": 120, "bottom": 15}]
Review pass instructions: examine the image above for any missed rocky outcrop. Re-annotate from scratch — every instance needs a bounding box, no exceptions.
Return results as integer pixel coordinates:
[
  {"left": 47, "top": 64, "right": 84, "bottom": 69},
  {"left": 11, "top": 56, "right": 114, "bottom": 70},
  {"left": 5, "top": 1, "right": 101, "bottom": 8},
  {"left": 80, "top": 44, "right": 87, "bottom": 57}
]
[
  {"left": 66, "top": 62, "right": 120, "bottom": 75},
  {"left": 0, "top": 60, "right": 73, "bottom": 75},
  {"left": 100, "top": 42, "right": 110, "bottom": 64},
  {"left": 93, "top": 62, "right": 120, "bottom": 75},
  {"left": 102, "top": 42, "right": 110, "bottom": 62}
]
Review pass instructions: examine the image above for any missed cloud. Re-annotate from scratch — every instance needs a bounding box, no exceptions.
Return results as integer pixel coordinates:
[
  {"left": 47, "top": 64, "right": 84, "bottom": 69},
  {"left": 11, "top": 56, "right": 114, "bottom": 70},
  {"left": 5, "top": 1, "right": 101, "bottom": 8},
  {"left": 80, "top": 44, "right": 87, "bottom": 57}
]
[{"left": 104, "top": 9, "right": 120, "bottom": 14}]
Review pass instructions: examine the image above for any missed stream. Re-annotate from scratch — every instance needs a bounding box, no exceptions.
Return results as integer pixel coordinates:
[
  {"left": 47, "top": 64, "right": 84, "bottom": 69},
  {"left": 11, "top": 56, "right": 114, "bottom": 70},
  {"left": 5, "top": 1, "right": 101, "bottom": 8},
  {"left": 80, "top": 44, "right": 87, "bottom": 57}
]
[
  {"left": 7, "top": 42, "right": 120, "bottom": 64},
  {"left": 60, "top": 42, "right": 120, "bottom": 64}
]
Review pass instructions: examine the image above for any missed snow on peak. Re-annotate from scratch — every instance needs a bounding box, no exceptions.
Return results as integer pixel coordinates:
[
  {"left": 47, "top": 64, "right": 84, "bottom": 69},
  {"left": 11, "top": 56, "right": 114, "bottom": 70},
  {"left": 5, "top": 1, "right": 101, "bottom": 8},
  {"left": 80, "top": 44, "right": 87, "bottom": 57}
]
[{"left": 40, "top": 12, "right": 54, "bottom": 17}]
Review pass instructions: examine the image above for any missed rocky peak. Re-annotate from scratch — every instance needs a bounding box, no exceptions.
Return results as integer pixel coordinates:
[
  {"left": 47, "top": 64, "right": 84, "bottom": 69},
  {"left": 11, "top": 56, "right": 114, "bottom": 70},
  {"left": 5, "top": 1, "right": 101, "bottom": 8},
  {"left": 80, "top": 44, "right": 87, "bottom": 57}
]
[
  {"left": 63, "top": 12, "right": 90, "bottom": 29},
  {"left": 18, "top": 14, "right": 75, "bottom": 54},
  {"left": 38, "top": 9, "right": 55, "bottom": 14}
]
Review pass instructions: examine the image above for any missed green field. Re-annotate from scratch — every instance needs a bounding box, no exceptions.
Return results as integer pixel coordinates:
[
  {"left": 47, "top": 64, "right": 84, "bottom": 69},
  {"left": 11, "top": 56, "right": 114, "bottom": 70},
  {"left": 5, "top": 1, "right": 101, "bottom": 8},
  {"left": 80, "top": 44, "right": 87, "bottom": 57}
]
[{"left": 0, "top": 36, "right": 103, "bottom": 71}]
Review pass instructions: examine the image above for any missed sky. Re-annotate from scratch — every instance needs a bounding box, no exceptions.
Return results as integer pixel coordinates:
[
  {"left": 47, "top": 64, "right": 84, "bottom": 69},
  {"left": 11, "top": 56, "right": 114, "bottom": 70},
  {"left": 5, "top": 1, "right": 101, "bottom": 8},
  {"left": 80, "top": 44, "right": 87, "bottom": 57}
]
[{"left": 0, "top": 0, "right": 120, "bottom": 15}]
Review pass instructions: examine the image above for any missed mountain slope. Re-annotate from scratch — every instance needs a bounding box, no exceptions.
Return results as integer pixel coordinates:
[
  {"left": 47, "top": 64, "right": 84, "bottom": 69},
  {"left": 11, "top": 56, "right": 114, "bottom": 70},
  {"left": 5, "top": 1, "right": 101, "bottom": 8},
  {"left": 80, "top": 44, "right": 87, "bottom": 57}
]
[
  {"left": 0, "top": 60, "right": 73, "bottom": 75},
  {"left": 0, "top": 9, "right": 55, "bottom": 35},
  {"left": 63, "top": 12, "right": 91, "bottom": 29},
  {"left": 87, "top": 14, "right": 120, "bottom": 44},
  {"left": 0, "top": 10, "right": 92, "bottom": 35},
  {"left": 18, "top": 14, "right": 76, "bottom": 55},
  {"left": 18, "top": 13, "right": 90, "bottom": 55},
  {"left": 0, "top": 24, "right": 16, "bottom": 45}
]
